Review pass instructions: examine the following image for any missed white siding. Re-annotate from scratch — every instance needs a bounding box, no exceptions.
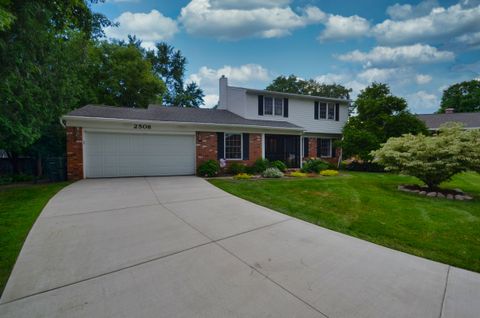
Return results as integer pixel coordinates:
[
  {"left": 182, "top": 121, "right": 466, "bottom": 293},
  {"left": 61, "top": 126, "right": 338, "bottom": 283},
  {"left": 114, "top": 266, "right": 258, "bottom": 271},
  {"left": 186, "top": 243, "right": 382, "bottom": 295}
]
[
  {"left": 242, "top": 93, "right": 348, "bottom": 134},
  {"left": 225, "top": 87, "right": 247, "bottom": 117}
]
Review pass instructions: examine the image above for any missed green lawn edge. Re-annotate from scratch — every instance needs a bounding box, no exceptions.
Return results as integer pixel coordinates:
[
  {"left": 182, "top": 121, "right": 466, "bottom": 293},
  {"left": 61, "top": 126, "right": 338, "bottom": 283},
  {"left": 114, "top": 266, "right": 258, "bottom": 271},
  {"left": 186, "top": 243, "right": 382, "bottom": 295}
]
[
  {"left": 209, "top": 171, "right": 480, "bottom": 272},
  {"left": 0, "top": 182, "right": 70, "bottom": 296}
]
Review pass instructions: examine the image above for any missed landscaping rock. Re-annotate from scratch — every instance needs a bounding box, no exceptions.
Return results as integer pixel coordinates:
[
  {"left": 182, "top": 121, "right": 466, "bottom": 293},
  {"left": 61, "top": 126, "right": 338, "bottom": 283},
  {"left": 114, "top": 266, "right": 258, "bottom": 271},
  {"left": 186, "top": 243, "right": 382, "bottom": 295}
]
[
  {"left": 419, "top": 191, "right": 427, "bottom": 195},
  {"left": 463, "top": 195, "right": 473, "bottom": 200},
  {"left": 427, "top": 192, "right": 437, "bottom": 197},
  {"left": 447, "top": 194, "right": 454, "bottom": 200},
  {"left": 455, "top": 195, "right": 465, "bottom": 201},
  {"left": 437, "top": 193, "right": 445, "bottom": 198}
]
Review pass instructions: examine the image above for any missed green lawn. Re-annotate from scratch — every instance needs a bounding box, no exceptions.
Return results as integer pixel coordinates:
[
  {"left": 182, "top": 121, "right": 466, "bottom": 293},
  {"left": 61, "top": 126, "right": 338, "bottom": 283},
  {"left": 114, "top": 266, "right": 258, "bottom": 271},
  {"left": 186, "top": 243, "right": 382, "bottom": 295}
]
[
  {"left": 0, "top": 182, "right": 69, "bottom": 295},
  {"left": 210, "top": 172, "right": 480, "bottom": 272}
]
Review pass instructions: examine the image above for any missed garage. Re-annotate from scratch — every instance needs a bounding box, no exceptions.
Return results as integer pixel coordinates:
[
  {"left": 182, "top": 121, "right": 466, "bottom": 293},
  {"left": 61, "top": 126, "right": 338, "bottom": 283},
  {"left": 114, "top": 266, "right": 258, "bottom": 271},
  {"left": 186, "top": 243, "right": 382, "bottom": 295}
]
[{"left": 84, "top": 131, "right": 195, "bottom": 178}]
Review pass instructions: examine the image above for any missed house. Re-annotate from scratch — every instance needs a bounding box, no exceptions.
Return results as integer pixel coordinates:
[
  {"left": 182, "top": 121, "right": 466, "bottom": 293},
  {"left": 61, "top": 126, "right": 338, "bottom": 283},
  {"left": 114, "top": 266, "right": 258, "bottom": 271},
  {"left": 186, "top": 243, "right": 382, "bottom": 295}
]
[
  {"left": 62, "top": 76, "right": 350, "bottom": 180},
  {"left": 416, "top": 108, "right": 480, "bottom": 131}
]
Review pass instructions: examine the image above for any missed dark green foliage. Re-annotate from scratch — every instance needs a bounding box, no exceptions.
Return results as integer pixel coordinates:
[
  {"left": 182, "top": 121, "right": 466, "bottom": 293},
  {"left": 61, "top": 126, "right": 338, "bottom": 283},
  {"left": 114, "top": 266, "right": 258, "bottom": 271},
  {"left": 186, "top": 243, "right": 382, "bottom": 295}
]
[
  {"left": 227, "top": 163, "right": 246, "bottom": 175},
  {"left": 300, "top": 159, "right": 331, "bottom": 173},
  {"left": 438, "top": 79, "right": 480, "bottom": 113},
  {"left": 147, "top": 42, "right": 204, "bottom": 107},
  {"left": 197, "top": 160, "right": 220, "bottom": 177},
  {"left": 252, "top": 159, "right": 270, "bottom": 173},
  {"left": 344, "top": 161, "right": 384, "bottom": 172},
  {"left": 270, "top": 160, "right": 287, "bottom": 172},
  {"left": 266, "top": 75, "right": 352, "bottom": 99},
  {"left": 340, "top": 83, "right": 427, "bottom": 161}
]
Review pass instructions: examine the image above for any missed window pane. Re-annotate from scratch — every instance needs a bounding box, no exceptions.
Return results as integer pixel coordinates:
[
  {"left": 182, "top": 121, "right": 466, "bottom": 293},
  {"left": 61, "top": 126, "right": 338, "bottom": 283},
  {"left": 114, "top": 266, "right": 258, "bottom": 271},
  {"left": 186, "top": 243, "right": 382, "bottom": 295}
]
[
  {"left": 274, "top": 98, "right": 283, "bottom": 115},
  {"left": 320, "top": 139, "right": 331, "bottom": 157},
  {"left": 264, "top": 97, "right": 273, "bottom": 115},
  {"left": 319, "top": 103, "right": 327, "bottom": 119},
  {"left": 225, "top": 134, "right": 242, "bottom": 159},
  {"left": 327, "top": 103, "right": 335, "bottom": 120}
]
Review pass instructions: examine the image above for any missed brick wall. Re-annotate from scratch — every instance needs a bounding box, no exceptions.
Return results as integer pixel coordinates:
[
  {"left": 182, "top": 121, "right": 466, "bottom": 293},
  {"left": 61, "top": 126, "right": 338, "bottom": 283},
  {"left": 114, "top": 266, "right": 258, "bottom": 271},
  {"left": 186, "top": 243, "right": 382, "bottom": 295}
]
[
  {"left": 195, "top": 132, "right": 263, "bottom": 171},
  {"left": 66, "top": 126, "right": 83, "bottom": 181},
  {"left": 305, "top": 137, "right": 341, "bottom": 166}
]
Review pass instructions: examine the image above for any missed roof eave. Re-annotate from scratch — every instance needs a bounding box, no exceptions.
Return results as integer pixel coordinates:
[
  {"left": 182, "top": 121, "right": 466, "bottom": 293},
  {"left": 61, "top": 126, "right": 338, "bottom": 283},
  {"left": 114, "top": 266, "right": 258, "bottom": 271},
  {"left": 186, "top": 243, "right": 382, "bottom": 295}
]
[{"left": 238, "top": 87, "right": 352, "bottom": 103}]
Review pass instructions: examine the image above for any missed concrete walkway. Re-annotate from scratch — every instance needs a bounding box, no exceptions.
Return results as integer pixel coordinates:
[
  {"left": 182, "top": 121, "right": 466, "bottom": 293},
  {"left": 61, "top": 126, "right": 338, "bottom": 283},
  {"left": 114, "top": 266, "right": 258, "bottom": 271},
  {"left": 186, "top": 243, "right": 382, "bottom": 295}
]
[{"left": 1, "top": 177, "right": 479, "bottom": 317}]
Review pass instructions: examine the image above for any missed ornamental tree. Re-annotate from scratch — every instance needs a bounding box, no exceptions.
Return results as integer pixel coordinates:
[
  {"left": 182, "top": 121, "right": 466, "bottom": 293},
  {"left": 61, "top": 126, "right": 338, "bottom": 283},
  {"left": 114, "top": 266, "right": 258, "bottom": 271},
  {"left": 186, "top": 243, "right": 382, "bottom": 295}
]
[{"left": 371, "top": 123, "right": 480, "bottom": 189}]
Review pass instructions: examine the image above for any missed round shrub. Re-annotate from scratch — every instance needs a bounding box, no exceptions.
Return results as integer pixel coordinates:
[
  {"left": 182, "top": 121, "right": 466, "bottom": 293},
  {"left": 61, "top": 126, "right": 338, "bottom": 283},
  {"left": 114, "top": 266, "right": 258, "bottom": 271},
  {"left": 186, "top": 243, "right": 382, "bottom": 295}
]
[
  {"left": 228, "top": 162, "right": 246, "bottom": 175},
  {"left": 289, "top": 171, "right": 307, "bottom": 177},
  {"left": 301, "top": 159, "right": 330, "bottom": 173},
  {"left": 270, "top": 160, "right": 287, "bottom": 172},
  {"left": 234, "top": 173, "right": 253, "bottom": 180},
  {"left": 197, "top": 160, "right": 220, "bottom": 177},
  {"left": 262, "top": 167, "right": 284, "bottom": 178},
  {"left": 252, "top": 158, "right": 269, "bottom": 173},
  {"left": 320, "top": 169, "right": 339, "bottom": 176}
]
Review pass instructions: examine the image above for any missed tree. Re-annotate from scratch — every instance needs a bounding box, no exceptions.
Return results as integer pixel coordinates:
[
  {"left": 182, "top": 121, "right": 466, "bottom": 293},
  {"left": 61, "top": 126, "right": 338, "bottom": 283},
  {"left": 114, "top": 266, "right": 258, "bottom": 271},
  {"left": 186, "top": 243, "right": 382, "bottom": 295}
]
[
  {"left": 340, "top": 83, "right": 427, "bottom": 161},
  {"left": 89, "top": 41, "right": 166, "bottom": 108},
  {"left": 147, "top": 42, "right": 204, "bottom": 107},
  {"left": 0, "top": 0, "right": 111, "bottom": 173},
  {"left": 372, "top": 123, "right": 480, "bottom": 189},
  {"left": 266, "top": 75, "right": 352, "bottom": 99},
  {"left": 438, "top": 79, "right": 480, "bottom": 113}
]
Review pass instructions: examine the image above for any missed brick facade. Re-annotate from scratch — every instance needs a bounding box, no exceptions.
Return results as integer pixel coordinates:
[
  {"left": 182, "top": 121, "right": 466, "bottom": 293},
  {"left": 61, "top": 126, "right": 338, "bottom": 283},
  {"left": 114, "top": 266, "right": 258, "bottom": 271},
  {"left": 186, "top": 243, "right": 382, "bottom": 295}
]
[
  {"left": 66, "top": 127, "right": 83, "bottom": 181},
  {"left": 304, "top": 137, "right": 341, "bottom": 166},
  {"left": 195, "top": 132, "right": 263, "bottom": 171}
]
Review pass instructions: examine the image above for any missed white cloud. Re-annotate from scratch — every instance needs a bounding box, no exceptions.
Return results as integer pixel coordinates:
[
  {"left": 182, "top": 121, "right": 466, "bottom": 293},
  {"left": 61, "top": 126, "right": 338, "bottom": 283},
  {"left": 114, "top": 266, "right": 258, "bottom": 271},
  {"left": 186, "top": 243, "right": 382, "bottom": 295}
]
[
  {"left": 357, "top": 68, "right": 397, "bottom": 82},
  {"left": 105, "top": 10, "right": 178, "bottom": 48},
  {"left": 416, "top": 74, "right": 432, "bottom": 84},
  {"left": 337, "top": 44, "right": 454, "bottom": 67},
  {"left": 319, "top": 14, "right": 370, "bottom": 41},
  {"left": 179, "top": 0, "right": 322, "bottom": 40},
  {"left": 373, "top": 3, "right": 480, "bottom": 45},
  {"left": 455, "top": 31, "right": 480, "bottom": 48},
  {"left": 407, "top": 91, "right": 439, "bottom": 112},
  {"left": 314, "top": 73, "right": 349, "bottom": 84},
  {"left": 386, "top": 0, "right": 439, "bottom": 20},
  {"left": 188, "top": 64, "right": 271, "bottom": 108}
]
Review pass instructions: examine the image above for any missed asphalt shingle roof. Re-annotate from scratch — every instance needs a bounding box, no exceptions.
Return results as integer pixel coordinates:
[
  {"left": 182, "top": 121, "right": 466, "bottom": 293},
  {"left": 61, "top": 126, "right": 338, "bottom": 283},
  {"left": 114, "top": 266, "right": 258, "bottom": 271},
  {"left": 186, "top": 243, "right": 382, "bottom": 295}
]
[
  {"left": 65, "top": 105, "right": 303, "bottom": 130},
  {"left": 416, "top": 112, "right": 480, "bottom": 129}
]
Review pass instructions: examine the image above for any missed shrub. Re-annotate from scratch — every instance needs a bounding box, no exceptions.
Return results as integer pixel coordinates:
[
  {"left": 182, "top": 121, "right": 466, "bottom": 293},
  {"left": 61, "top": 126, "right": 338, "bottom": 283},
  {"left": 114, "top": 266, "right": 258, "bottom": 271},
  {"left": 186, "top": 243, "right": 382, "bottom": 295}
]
[
  {"left": 269, "top": 160, "right": 287, "bottom": 172},
  {"left": 262, "top": 167, "right": 284, "bottom": 178},
  {"left": 197, "top": 160, "right": 220, "bottom": 177},
  {"left": 228, "top": 162, "right": 246, "bottom": 175},
  {"left": 372, "top": 123, "right": 480, "bottom": 189},
  {"left": 252, "top": 158, "right": 269, "bottom": 173},
  {"left": 234, "top": 173, "right": 253, "bottom": 180},
  {"left": 300, "top": 158, "right": 330, "bottom": 173},
  {"left": 320, "top": 169, "right": 339, "bottom": 176},
  {"left": 244, "top": 165, "right": 257, "bottom": 175},
  {"left": 344, "top": 161, "right": 384, "bottom": 172},
  {"left": 290, "top": 171, "right": 307, "bottom": 177}
]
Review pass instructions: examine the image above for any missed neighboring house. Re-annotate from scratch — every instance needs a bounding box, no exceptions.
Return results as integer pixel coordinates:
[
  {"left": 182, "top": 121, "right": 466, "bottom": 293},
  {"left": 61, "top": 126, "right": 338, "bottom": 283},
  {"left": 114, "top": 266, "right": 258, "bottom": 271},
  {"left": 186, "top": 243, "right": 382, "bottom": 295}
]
[
  {"left": 62, "top": 76, "right": 350, "bottom": 180},
  {"left": 416, "top": 108, "right": 480, "bottom": 131}
]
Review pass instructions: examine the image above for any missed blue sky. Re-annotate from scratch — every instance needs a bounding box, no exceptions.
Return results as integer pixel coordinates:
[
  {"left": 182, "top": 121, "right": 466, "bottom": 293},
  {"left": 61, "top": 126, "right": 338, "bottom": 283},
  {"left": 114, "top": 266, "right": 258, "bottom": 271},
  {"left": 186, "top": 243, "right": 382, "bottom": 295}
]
[{"left": 93, "top": 0, "right": 480, "bottom": 113}]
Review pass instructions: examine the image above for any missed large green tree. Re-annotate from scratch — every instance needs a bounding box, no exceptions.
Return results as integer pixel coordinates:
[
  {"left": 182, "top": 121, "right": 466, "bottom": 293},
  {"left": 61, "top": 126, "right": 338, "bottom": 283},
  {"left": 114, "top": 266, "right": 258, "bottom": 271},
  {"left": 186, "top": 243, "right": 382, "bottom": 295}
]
[
  {"left": 341, "top": 83, "right": 427, "bottom": 161},
  {"left": 438, "top": 79, "right": 480, "bottom": 113},
  {"left": 147, "top": 42, "right": 204, "bottom": 107},
  {"left": 89, "top": 41, "right": 165, "bottom": 108},
  {"left": 266, "top": 75, "right": 352, "bottom": 99},
  {"left": 0, "top": 0, "right": 111, "bottom": 172}
]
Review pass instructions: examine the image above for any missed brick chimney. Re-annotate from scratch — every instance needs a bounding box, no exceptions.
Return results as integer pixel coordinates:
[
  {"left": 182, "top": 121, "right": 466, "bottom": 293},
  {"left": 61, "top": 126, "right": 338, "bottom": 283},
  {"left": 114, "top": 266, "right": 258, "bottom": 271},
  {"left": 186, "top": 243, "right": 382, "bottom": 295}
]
[
  {"left": 445, "top": 108, "right": 454, "bottom": 114},
  {"left": 218, "top": 75, "right": 228, "bottom": 109}
]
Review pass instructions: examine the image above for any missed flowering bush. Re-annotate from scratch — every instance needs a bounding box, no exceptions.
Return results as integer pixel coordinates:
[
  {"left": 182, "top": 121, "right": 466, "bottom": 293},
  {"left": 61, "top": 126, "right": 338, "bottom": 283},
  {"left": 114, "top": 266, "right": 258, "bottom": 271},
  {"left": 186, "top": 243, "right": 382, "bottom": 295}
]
[
  {"left": 234, "top": 173, "right": 253, "bottom": 180},
  {"left": 320, "top": 169, "right": 339, "bottom": 176},
  {"left": 262, "top": 167, "right": 284, "bottom": 178},
  {"left": 289, "top": 171, "right": 308, "bottom": 177},
  {"left": 371, "top": 123, "right": 480, "bottom": 189}
]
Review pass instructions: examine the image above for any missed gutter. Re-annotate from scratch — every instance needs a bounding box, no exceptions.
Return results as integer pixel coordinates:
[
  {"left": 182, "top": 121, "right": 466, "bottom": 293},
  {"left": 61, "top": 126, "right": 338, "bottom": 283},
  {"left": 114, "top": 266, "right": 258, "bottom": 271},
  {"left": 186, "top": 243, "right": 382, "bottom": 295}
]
[
  {"left": 239, "top": 87, "right": 352, "bottom": 103},
  {"left": 61, "top": 115, "right": 305, "bottom": 132}
]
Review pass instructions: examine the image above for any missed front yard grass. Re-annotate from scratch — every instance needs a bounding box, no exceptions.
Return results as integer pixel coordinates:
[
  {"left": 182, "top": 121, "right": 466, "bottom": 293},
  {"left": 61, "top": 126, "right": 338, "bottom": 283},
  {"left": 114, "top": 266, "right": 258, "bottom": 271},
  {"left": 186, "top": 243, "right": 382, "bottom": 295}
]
[
  {"left": 209, "top": 171, "right": 480, "bottom": 272},
  {"left": 0, "top": 182, "right": 69, "bottom": 295}
]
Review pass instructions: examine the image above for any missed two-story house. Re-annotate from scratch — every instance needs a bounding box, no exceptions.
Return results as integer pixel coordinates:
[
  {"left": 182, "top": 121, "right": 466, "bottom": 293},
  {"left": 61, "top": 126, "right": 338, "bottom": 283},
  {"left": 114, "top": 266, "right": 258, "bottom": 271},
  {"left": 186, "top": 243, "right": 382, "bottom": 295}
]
[{"left": 62, "top": 76, "right": 350, "bottom": 180}]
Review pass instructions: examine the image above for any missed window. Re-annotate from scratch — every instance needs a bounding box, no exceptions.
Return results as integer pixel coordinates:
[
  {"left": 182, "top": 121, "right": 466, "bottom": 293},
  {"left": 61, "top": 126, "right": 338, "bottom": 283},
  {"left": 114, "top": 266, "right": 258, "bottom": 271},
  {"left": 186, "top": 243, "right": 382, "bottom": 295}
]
[
  {"left": 264, "top": 97, "right": 273, "bottom": 115},
  {"left": 225, "top": 133, "right": 242, "bottom": 159},
  {"left": 319, "top": 139, "right": 331, "bottom": 157},
  {"left": 327, "top": 103, "right": 335, "bottom": 120},
  {"left": 274, "top": 98, "right": 283, "bottom": 115},
  {"left": 319, "top": 103, "right": 327, "bottom": 119}
]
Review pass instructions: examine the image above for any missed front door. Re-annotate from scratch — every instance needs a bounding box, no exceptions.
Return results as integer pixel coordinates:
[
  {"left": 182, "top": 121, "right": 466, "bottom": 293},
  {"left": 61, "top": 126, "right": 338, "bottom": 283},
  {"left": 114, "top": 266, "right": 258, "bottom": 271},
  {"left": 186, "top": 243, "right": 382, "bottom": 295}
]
[{"left": 265, "top": 134, "right": 300, "bottom": 168}]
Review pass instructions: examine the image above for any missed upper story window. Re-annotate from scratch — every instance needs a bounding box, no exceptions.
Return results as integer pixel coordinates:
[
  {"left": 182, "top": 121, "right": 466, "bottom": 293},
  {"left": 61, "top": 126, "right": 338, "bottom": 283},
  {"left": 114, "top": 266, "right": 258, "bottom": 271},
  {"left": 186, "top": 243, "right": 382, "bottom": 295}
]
[
  {"left": 327, "top": 103, "right": 335, "bottom": 120},
  {"left": 264, "top": 97, "right": 273, "bottom": 115},
  {"left": 225, "top": 133, "right": 242, "bottom": 159},
  {"left": 315, "top": 101, "right": 338, "bottom": 121},
  {"left": 319, "top": 103, "right": 327, "bottom": 119},
  {"left": 274, "top": 98, "right": 283, "bottom": 116},
  {"left": 263, "top": 96, "right": 283, "bottom": 116}
]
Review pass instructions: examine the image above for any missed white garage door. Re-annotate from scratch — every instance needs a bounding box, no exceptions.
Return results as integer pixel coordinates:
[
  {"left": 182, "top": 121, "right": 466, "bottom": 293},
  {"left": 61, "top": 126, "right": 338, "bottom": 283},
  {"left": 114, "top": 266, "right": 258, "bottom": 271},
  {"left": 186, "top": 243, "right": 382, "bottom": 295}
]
[{"left": 84, "top": 132, "right": 195, "bottom": 178}]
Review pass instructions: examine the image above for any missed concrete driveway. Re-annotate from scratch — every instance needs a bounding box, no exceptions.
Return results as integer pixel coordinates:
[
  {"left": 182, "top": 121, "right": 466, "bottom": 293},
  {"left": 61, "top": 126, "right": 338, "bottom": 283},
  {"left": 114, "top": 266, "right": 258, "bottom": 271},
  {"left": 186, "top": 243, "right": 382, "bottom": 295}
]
[{"left": 1, "top": 177, "right": 479, "bottom": 317}]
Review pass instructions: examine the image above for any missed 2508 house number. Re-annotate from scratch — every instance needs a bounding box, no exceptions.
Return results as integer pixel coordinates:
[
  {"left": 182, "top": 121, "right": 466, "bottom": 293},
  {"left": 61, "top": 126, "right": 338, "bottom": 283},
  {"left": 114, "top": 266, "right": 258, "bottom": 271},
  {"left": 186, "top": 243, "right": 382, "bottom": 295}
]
[{"left": 133, "top": 124, "right": 151, "bottom": 129}]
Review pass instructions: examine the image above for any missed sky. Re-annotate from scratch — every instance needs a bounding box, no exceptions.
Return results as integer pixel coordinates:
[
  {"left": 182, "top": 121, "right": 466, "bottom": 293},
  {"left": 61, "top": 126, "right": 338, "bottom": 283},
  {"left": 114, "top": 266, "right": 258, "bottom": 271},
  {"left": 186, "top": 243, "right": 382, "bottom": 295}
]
[{"left": 92, "top": 0, "right": 480, "bottom": 113}]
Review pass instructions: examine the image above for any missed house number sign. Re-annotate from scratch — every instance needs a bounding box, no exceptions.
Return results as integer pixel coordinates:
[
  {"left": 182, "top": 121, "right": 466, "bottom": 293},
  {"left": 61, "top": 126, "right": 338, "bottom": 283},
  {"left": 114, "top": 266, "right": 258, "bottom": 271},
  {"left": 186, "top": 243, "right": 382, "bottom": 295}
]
[{"left": 133, "top": 124, "right": 151, "bottom": 129}]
